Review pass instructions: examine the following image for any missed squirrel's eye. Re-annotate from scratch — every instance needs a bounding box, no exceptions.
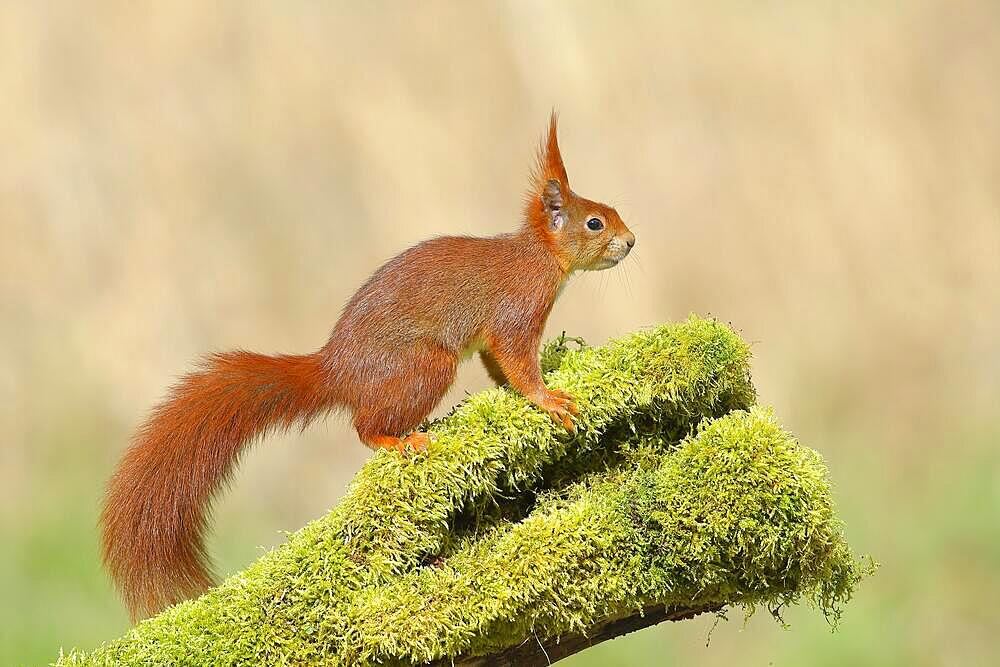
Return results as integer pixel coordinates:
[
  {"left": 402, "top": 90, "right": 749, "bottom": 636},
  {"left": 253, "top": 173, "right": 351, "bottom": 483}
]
[{"left": 586, "top": 218, "right": 604, "bottom": 231}]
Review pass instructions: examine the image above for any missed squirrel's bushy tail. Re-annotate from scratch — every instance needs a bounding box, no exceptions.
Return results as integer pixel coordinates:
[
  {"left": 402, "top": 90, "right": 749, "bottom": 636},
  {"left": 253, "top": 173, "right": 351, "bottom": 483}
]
[{"left": 100, "top": 350, "right": 333, "bottom": 621}]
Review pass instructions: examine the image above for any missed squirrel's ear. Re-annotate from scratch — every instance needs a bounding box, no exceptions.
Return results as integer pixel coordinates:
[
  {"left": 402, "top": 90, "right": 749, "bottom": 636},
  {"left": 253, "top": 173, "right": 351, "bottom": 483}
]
[
  {"left": 526, "top": 112, "right": 570, "bottom": 233},
  {"left": 542, "top": 179, "right": 566, "bottom": 230}
]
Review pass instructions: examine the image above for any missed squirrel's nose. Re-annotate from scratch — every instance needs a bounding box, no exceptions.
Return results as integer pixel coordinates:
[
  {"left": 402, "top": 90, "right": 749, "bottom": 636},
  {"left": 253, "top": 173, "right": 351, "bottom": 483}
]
[{"left": 624, "top": 232, "right": 635, "bottom": 248}]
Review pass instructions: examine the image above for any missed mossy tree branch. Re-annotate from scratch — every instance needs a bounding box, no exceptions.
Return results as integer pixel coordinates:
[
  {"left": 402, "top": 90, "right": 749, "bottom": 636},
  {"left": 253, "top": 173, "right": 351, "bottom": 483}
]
[{"left": 57, "top": 317, "right": 870, "bottom": 667}]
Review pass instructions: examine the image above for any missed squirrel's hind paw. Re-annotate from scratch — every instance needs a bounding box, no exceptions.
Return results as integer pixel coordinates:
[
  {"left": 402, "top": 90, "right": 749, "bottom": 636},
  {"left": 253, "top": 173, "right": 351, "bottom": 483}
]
[{"left": 367, "top": 432, "right": 430, "bottom": 454}]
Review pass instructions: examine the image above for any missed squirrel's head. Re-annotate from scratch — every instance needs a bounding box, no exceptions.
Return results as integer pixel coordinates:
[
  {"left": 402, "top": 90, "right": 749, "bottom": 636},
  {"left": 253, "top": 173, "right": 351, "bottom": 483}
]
[{"left": 525, "top": 113, "right": 635, "bottom": 273}]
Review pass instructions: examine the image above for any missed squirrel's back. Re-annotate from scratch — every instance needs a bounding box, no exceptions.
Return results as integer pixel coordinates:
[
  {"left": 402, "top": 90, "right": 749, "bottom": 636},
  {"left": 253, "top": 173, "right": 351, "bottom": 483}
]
[{"left": 328, "top": 233, "right": 561, "bottom": 355}]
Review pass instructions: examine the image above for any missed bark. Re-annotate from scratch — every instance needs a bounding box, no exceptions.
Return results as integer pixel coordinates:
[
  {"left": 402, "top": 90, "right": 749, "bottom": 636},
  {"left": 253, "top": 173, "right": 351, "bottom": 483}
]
[{"left": 432, "top": 604, "right": 723, "bottom": 667}]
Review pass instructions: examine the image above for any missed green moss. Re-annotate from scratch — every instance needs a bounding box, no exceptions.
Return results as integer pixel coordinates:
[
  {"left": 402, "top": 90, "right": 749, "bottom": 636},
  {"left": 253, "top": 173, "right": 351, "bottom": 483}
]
[
  {"left": 345, "top": 409, "right": 865, "bottom": 665},
  {"left": 56, "top": 316, "right": 868, "bottom": 667}
]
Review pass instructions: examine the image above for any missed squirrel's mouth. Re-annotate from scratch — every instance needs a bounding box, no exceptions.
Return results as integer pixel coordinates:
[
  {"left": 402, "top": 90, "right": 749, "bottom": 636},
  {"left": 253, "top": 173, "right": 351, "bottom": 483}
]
[
  {"left": 610, "top": 245, "right": 634, "bottom": 266},
  {"left": 586, "top": 238, "right": 632, "bottom": 271},
  {"left": 590, "top": 253, "right": 626, "bottom": 271}
]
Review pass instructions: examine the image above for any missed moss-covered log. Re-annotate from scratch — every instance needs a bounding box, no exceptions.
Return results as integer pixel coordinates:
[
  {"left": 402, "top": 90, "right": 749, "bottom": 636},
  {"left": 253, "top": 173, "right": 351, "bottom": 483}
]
[{"left": 56, "top": 317, "right": 868, "bottom": 666}]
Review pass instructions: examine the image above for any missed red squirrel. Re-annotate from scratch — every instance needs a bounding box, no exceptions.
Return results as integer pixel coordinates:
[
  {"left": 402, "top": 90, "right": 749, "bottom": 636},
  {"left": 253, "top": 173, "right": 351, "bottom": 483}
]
[{"left": 100, "top": 114, "right": 635, "bottom": 620}]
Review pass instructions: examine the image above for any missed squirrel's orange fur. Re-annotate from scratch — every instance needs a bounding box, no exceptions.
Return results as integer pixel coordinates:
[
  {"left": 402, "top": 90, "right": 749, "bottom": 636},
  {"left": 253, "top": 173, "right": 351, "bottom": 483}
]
[{"left": 100, "top": 114, "right": 635, "bottom": 620}]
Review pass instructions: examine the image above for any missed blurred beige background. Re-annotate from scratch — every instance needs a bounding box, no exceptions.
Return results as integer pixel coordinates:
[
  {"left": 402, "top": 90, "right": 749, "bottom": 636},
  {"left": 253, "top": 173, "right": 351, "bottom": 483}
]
[{"left": 2, "top": 2, "right": 998, "bottom": 665}]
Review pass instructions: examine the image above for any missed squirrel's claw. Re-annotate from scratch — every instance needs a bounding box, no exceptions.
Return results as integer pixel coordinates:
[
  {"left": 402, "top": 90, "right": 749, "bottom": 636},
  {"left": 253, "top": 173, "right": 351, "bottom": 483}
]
[{"left": 548, "top": 389, "right": 580, "bottom": 415}]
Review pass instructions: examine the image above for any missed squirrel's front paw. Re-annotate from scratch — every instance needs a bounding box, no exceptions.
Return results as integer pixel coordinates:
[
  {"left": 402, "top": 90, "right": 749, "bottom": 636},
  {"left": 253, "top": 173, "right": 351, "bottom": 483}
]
[{"left": 533, "top": 388, "right": 580, "bottom": 433}]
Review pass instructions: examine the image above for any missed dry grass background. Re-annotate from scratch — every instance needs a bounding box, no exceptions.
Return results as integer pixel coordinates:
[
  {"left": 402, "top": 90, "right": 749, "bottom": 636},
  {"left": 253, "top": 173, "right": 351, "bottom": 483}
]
[{"left": 1, "top": 2, "right": 998, "bottom": 665}]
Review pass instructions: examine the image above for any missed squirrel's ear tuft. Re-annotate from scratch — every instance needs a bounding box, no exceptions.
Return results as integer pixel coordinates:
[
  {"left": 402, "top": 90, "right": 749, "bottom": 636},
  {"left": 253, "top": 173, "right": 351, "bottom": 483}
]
[{"left": 542, "top": 112, "right": 569, "bottom": 189}]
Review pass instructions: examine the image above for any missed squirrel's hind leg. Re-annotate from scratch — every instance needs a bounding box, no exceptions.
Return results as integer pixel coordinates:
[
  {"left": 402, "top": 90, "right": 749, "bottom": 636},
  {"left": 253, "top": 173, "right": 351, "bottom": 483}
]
[{"left": 353, "top": 343, "right": 457, "bottom": 453}]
